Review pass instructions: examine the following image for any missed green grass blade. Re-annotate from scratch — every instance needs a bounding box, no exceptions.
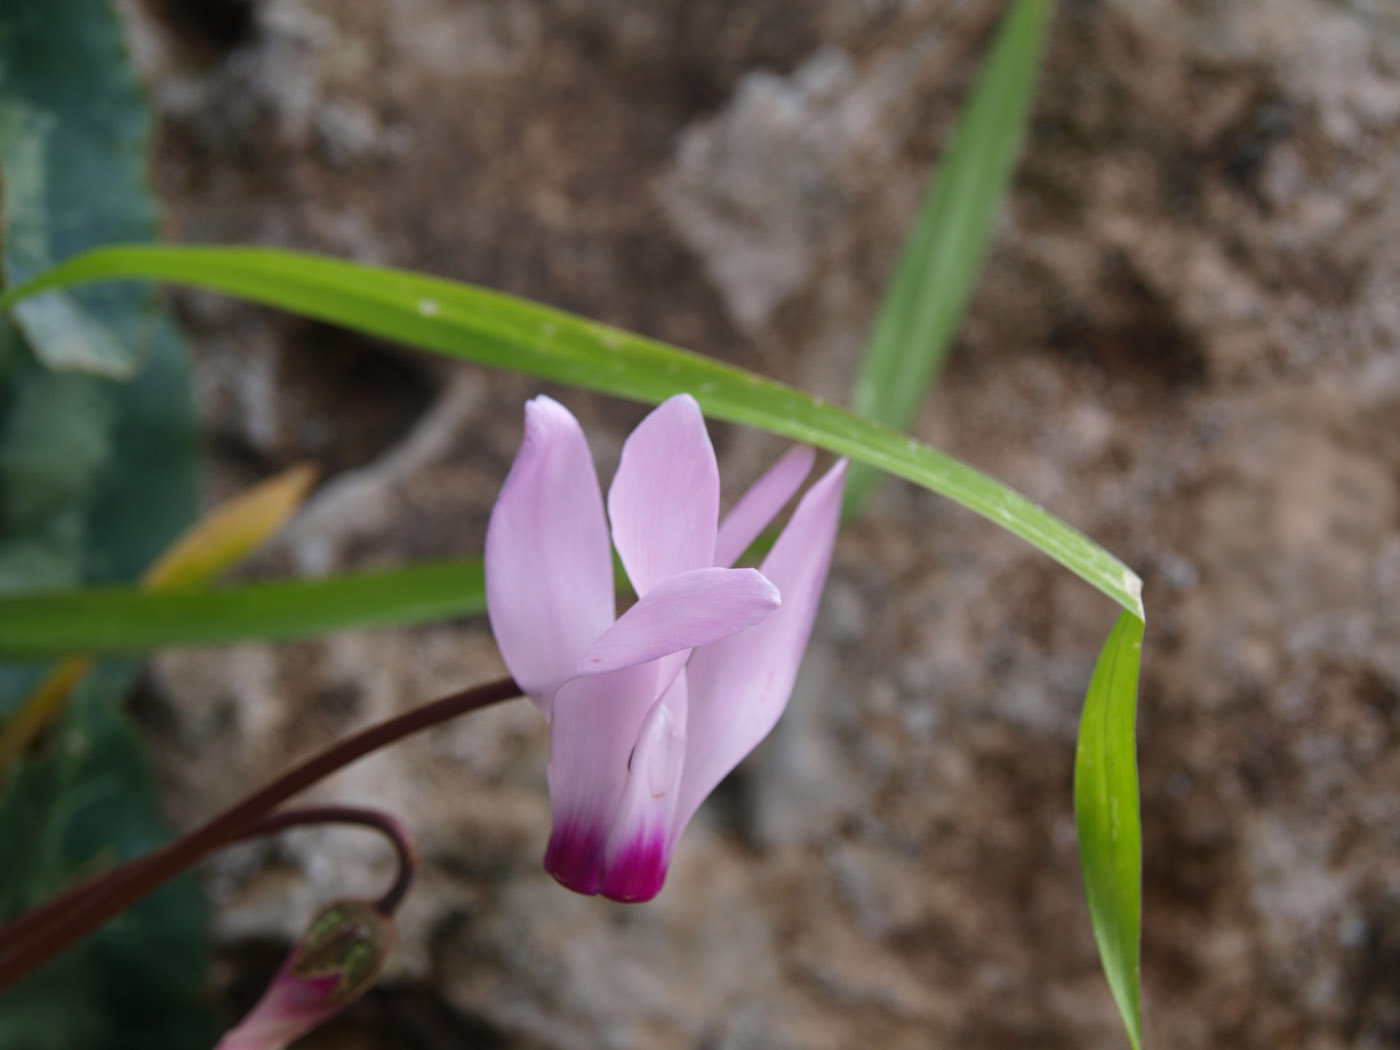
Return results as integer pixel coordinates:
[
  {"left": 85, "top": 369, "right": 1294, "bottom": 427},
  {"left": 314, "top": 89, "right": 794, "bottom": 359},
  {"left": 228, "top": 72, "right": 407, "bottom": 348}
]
[
  {"left": 0, "top": 245, "right": 1144, "bottom": 618},
  {"left": 1074, "top": 611, "right": 1146, "bottom": 1049},
  {"left": 0, "top": 559, "right": 486, "bottom": 659},
  {"left": 847, "top": 0, "right": 1051, "bottom": 511}
]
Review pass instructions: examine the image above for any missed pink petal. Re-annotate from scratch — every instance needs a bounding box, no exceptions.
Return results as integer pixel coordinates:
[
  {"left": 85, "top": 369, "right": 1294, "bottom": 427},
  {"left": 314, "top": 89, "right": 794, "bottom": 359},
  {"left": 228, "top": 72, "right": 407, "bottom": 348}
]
[
  {"left": 714, "top": 445, "right": 816, "bottom": 567},
  {"left": 544, "top": 660, "right": 660, "bottom": 895},
  {"left": 576, "top": 567, "right": 779, "bottom": 676},
  {"left": 672, "top": 459, "right": 847, "bottom": 839},
  {"left": 600, "top": 672, "right": 689, "bottom": 902},
  {"left": 607, "top": 395, "right": 719, "bottom": 596},
  {"left": 215, "top": 963, "right": 341, "bottom": 1050},
  {"left": 486, "top": 396, "right": 614, "bottom": 710}
]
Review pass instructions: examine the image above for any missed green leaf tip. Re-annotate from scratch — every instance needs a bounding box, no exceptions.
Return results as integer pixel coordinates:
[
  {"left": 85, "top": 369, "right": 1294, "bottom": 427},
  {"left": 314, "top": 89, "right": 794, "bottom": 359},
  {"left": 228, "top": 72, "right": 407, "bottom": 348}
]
[{"left": 1075, "top": 611, "right": 1146, "bottom": 1049}]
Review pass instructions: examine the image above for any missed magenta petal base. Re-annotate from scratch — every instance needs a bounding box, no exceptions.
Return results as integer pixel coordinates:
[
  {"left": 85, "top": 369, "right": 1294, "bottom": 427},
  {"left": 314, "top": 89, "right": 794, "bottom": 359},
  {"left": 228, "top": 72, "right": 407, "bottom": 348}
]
[
  {"left": 544, "top": 820, "right": 607, "bottom": 895},
  {"left": 600, "top": 834, "right": 668, "bottom": 903},
  {"left": 544, "top": 822, "right": 669, "bottom": 902}
]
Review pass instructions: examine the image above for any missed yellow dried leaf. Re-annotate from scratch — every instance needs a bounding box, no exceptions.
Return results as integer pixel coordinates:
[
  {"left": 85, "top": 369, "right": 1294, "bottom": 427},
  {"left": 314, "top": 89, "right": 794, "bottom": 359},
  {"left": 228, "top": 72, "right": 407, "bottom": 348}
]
[{"left": 142, "top": 462, "right": 319, "bottom": 590}]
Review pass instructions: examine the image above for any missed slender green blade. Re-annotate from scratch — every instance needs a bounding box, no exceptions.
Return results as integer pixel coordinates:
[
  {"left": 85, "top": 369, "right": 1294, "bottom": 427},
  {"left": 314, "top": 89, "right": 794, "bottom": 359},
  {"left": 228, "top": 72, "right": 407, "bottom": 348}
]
[
  {"left": 1074, "top": 612, "right": 1146, "bottom": 1049},
  {"left": 847, "top": 0, "right": 1051, "bottom": 510},
  {"left": 0, "top": 558, "right": 487, "bottom": 658},
  {"left": 0, "top": 245, "right": 1144, "bottom": 618}
]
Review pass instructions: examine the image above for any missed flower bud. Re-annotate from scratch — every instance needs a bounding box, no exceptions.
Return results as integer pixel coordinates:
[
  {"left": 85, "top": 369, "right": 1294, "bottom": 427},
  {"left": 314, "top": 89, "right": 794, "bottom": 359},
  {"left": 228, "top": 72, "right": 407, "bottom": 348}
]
[{"left": 215, "top": 900, "right": 396, "bottom": 1050}]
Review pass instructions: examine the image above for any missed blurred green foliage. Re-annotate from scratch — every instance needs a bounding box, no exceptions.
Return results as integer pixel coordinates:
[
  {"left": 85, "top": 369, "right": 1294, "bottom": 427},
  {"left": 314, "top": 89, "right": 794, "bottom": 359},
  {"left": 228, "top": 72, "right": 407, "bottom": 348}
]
[
  {"left": 0, "top": 0, "right": 214, "bottom": 1044},
  {"left": 0, "top": 674, "right": 215, "bottom": 1050},
  {"left": 0, "top": 0, "right": 166, "bottom": 377}
]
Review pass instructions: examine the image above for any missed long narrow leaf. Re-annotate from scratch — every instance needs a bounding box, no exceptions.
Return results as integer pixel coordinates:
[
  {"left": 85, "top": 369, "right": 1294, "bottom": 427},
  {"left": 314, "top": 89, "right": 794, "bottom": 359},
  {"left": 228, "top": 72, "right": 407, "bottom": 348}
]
[
  {"left": 847, "top": 0, "right": 1051, "bottom": 510},
  {"left": 0, "top": 559, "right": 486, "bottom": 659},
  {"left": 0, "top": 245, "right": 1144, "bottom": 618},
  {"left": 1074, "top": 611, "right": 1146, "bottom": 1049}
]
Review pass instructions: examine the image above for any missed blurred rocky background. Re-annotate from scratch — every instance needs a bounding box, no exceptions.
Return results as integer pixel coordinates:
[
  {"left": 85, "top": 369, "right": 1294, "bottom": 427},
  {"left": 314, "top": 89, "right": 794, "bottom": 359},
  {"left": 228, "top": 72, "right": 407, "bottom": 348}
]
[{"left": 115, "top": 0, "right": 1400, "bottom": 1046}]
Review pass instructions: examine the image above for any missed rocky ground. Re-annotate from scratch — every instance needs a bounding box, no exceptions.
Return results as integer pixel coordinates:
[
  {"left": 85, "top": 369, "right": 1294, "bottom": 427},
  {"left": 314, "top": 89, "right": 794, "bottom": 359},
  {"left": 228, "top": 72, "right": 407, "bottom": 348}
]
[{"left": 119, "top": 0, "right": 1400, "bottom": 1046}]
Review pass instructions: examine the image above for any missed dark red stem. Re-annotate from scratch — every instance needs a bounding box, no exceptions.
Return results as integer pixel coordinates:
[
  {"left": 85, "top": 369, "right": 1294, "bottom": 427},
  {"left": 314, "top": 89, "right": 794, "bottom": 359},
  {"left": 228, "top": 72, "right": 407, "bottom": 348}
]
[{"left": 0, "top": 675, "right": 520, "bottom": 991}]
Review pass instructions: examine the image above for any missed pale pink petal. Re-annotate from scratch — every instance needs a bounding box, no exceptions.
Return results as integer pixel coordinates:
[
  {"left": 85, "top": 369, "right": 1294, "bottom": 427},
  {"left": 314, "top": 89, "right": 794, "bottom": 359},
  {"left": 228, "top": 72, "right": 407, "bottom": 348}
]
[
  {"left": 714, "top": 445, "right": 816, "bottom": 567},
  {"left": 600, "top": 673, "right": 689, "bottom": 902},
  {"left": 544, "top": 660, "right": 660, "bottom": 895},
  {"left": 672, "top": 459, "right": 847, "bottom": 839},
  {"left": 485, "top": 396, "right": 614, "bottom": 710},
  {"left": 216, "top": 963, "right": 341, "bottom": 1050},
  {"left": 576, "top": 567, "right": 779, "bottom": 676},
  {"left": 607, "top": 395, "right": 719, "bottom": 595}
]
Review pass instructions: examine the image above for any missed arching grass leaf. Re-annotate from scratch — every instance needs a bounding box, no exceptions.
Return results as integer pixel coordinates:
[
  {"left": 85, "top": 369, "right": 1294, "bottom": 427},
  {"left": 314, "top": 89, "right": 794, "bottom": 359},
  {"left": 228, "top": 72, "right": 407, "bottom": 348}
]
[{"left": 0, "top": 245, "right": 1144, "bottom": 618}]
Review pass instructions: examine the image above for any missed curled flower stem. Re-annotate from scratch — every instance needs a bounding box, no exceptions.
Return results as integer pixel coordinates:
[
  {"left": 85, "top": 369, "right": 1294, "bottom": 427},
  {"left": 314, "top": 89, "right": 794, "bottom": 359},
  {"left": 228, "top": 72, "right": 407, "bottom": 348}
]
[
  {"left": 0, "top": 808, "right": 416, "bottom": 971},
  {"left": 239, "top": 805, "right": 419, "bottom": 916},
  {"left": 0, "top": 674, "right": 520, "bottom": 992}
]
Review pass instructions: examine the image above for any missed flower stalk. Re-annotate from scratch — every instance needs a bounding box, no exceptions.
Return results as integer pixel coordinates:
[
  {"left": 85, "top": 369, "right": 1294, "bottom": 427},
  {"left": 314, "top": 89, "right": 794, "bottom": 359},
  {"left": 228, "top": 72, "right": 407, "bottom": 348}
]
[{"left": 0, "top": 675, "right": 520, "bottom": 991}]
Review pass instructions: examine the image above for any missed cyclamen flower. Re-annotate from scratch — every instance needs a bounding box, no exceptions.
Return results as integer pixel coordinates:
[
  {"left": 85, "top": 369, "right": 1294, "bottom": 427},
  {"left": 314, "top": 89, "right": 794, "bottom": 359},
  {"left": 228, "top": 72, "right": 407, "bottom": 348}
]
[{"left": 486, "top": 393, "right": 845, "bottom": 902}]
